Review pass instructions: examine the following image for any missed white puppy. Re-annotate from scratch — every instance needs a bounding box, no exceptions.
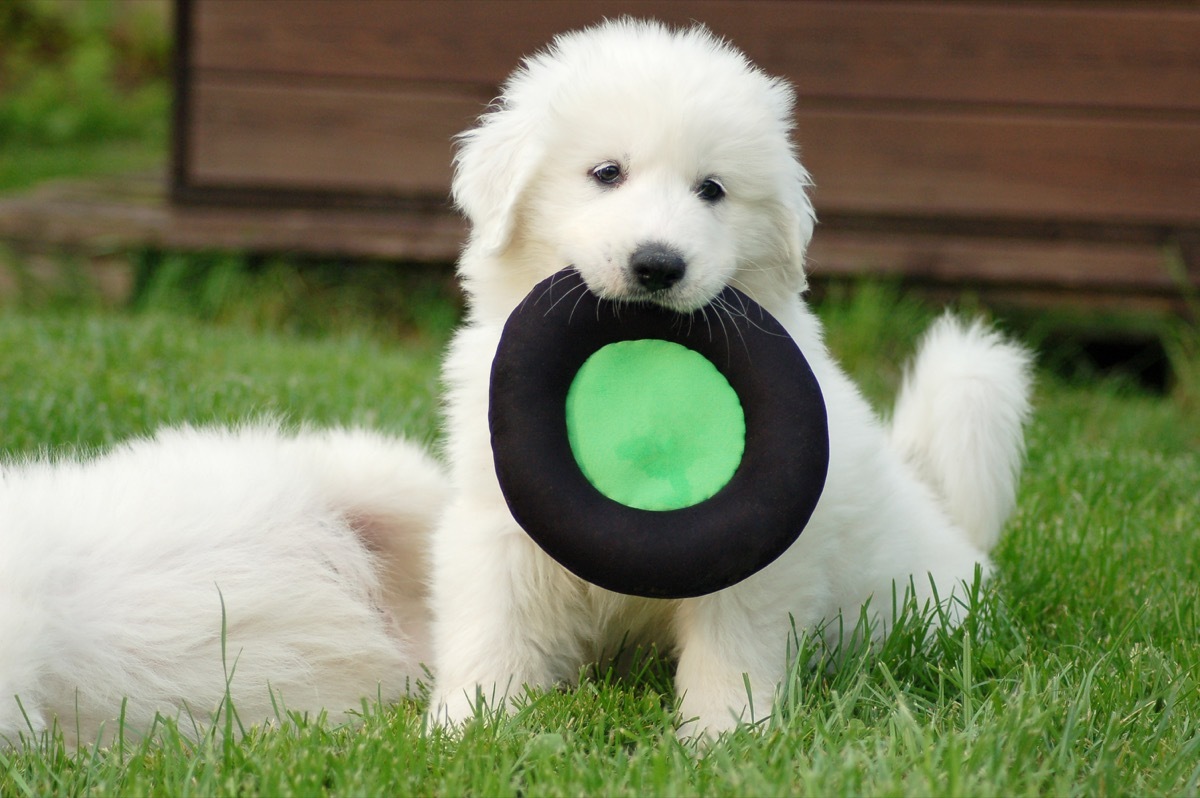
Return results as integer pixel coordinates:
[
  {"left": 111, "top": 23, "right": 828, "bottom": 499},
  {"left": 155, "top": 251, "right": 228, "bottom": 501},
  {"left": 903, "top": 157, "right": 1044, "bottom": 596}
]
[
  {"left": 429, "top": 19, "right": 1032, "bottom": 739},
  {"left": 0, "top": 423, "right": 446, "bottom": 747}
]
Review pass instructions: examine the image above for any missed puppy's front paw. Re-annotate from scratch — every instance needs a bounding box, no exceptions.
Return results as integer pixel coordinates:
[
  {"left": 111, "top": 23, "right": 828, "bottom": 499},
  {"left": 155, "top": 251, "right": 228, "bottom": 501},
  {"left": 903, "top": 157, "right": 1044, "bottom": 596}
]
[
  {"left": 674, "top": 635, "right": 779, "bottom": 744},
  {"left": 426, "top": 683, "right": 513, "bottom": 733},
  {"left": 675, "top": 688, "right": 762, "bottom": 745},
  {"left": 425, "top": 689, "right": 473, "bottom": 733}
]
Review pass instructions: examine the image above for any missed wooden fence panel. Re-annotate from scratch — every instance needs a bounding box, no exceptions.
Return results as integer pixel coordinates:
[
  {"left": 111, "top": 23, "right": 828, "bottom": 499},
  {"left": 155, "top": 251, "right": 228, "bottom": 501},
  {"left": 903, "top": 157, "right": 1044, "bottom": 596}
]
[
  {"left": 191, "top": 1, "right": 1200, "bottom": 111},
  {"left": 188, "top": 78, "right": 483, "bottom": 194},
  {"left": 172, "top": 0, "right": 1200, "bottom": 306}
]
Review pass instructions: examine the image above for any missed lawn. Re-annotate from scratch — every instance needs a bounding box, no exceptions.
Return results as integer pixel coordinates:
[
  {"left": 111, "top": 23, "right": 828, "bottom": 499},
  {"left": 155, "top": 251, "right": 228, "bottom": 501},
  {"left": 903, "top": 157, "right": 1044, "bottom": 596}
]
[{"left": 0, "top": 261, "right": 1197, "bottom": 796}]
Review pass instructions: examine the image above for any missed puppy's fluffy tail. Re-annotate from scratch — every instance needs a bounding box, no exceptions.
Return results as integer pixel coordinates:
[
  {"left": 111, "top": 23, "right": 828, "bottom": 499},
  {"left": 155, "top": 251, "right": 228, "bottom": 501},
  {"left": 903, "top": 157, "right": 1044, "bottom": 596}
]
[{"left": 889, "top": 314, "right": 1033, "bottom": 553}]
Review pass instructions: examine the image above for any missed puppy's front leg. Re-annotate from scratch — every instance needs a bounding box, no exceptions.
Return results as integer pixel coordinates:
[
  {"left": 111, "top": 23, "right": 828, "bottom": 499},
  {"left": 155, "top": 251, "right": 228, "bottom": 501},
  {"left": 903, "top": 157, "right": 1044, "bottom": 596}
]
[
  {"left": 427, "top": 501, "right": 585, "bottom": 729},
  {"left": 673, "top": 579, "right": 815, "bottom": 741}
]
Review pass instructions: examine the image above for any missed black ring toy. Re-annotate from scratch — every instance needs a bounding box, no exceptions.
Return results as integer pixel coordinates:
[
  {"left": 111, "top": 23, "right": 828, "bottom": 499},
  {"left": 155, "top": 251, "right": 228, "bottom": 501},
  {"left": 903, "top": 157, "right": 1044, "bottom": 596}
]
[{"left": 489, "top": 268, "right": 829, "bottom": 599}]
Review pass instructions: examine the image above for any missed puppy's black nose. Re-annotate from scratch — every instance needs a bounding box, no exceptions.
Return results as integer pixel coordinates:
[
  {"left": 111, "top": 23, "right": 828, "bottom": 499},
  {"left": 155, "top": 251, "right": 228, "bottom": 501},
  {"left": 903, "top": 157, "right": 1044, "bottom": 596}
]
[{"left": 630, "top": 243, "right": 686, "bottom": 292}]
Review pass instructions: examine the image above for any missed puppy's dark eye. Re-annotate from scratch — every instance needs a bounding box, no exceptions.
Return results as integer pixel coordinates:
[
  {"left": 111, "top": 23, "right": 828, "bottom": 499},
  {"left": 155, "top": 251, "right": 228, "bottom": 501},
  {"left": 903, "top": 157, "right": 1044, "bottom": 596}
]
[
  {"left": 591, "top": 163, "right": 623, "bottom": 186},
  {"left": 696, "top": 178, "right": 725, "bottom": 203}
]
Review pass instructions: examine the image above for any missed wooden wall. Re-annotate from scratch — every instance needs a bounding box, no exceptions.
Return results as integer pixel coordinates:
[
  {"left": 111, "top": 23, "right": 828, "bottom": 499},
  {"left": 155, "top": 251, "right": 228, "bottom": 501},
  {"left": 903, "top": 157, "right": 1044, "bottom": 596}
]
[{"left": 172, "top": 1, "right": 1200, "bottom": 309}]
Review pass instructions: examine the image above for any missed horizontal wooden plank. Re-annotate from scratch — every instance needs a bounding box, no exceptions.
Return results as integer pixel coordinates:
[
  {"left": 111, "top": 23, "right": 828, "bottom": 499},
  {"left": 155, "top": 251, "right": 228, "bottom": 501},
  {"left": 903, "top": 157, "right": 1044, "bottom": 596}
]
[
  {"left": 808, "top": 229, "right": 1181, "bottom": 292},
  {"left": 757, "top": 2, "right": 1200, "bottom": 114},
  {"left": 192, "top": 0, "right": 1200, "bottom": 112},
  {"left": 183, "top": 76, "right": 1200, "bottom": 227},
  {"left": 800, "top": 107, "right": 1200, "bottom": 227},
  {"left": 0, "top": 173, "right": 466, "bottom": 262},
  {"left": 184, "top": 77, "right": 487, "bottom": 195}
]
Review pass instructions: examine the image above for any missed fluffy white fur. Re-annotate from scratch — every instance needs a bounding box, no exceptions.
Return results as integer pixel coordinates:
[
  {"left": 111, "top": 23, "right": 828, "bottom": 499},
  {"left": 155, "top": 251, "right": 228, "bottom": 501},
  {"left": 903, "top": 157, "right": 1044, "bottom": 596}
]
[
  {"left": 0, "top": 424, "right": 446, "bottom": 747},
  {"left": 429, "top": 19, "right": 1033, "bottom": 740}
]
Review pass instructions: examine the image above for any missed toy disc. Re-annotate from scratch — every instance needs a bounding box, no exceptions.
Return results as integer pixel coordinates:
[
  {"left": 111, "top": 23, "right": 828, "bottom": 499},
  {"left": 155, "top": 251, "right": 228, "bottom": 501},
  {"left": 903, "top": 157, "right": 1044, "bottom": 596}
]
[{"left": 489, "top": 268, "right": 828, "bottom": 598}]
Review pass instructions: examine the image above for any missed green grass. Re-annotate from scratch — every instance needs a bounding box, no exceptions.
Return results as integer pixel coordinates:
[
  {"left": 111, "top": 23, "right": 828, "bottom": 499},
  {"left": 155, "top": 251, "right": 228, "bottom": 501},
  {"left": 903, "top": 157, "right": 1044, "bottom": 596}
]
[
  {"left": 1, "top": 262, "right": 1197, "bottom": 796},
  {"left": 0, "top": 136, "right": 165, "bottom": 193},
  {"left": 0, "top": 0, "right": 170, "bottom": 191},
  {"left": 0, "top": 258, "right": 454, "bottom": 454}
]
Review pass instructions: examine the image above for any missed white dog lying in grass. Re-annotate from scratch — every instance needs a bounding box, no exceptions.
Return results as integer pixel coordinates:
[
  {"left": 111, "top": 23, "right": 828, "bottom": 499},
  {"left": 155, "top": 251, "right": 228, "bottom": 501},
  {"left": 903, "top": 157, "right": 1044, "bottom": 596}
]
[
  {"left": 427, "top": 19, "right": 1032, "bottom": 740},
  {"left": 0, "top": 424, "right": 446, "bottom": 748}
]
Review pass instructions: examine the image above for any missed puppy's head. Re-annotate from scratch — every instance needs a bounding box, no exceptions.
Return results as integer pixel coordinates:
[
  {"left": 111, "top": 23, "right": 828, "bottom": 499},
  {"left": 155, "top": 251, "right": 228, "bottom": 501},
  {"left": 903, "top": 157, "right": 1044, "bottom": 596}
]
[{"left": 453, "top": 19, "right": 816, "bottom": 315}]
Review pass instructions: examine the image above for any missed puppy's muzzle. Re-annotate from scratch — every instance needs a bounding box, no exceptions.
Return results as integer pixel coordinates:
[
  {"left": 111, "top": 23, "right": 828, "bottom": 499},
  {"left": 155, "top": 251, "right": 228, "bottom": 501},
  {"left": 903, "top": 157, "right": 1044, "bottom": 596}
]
[{"left": 630, "top": 242, "right": 686, "bottom": 293}]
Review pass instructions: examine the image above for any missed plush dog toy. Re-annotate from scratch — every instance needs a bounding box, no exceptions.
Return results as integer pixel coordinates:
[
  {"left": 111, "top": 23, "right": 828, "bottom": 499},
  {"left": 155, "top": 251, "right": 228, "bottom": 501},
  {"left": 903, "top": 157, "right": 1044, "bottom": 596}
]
[{"left": 489, "top": 268, "right": 829, "bottom": 598}]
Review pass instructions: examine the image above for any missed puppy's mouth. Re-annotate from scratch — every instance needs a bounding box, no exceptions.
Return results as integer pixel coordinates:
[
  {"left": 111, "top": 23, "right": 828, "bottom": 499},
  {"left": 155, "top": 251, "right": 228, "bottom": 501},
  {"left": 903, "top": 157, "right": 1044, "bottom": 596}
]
[
  {"left": 573, "top": 242, "right": 723, "bottom": 313},
  {"left": 624, "top": 284, "right": 714, "bottom": 313},
  {"left": 577, "top": 272, "right": 714, "bottom": 314}
]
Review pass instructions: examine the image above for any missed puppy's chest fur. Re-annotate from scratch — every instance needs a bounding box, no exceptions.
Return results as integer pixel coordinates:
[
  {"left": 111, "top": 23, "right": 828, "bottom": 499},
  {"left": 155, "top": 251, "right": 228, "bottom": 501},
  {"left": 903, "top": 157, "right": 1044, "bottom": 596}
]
[{"left": 578, "top": 584, "right": 682, "bottom": 673}]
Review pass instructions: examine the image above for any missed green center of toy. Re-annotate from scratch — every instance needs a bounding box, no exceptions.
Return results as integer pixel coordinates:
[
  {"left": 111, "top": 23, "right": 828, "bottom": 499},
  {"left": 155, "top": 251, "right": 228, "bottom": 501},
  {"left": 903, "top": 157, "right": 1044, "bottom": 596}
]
[{"left": 565, "top": 339, "right": 746, "bottom": 511}]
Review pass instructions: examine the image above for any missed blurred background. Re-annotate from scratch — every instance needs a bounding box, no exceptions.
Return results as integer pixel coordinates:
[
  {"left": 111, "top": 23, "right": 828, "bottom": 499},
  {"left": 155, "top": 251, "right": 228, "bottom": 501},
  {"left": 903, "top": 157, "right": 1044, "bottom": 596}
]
[
  {"left": 0, "top": 0, "right": 168, "bottom": 190},
  {"left": 1, "top": 0, "right": 1198, "bottom": 392}
]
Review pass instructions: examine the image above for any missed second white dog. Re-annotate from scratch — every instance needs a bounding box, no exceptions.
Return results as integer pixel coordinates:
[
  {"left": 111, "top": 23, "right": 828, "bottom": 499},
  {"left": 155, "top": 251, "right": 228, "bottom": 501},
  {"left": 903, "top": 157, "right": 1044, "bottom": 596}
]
[
  {"left": 0, "top": 423, "right": 445, "bottom": 747},
  {"left": 428, "top": 19, "right": 1033, "bottom": 739}
]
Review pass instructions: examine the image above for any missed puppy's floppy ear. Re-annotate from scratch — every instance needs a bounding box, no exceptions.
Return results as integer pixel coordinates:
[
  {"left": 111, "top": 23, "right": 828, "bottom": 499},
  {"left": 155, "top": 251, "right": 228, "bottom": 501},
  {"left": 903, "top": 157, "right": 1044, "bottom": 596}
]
[
  {"left": 452, "top": 99, "right": 544, "bottom": 256},
  {"left": 779, "top": 162, "right": 817, "bottom": 294},
  {"left": 764, "top": 77, "right": 818, "bottom": 294}
]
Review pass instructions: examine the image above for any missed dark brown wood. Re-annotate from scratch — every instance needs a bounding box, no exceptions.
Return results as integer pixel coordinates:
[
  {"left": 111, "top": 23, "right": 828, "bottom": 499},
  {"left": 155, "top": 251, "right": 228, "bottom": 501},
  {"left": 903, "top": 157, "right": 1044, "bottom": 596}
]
[
  {"left": 169, "top": 0, "right": 1200, "bottom": 309},
  {"left": 187, "top": 77, "right": 485, "bottom": 196},
  {"left": 808, "top": 230, "right": 1178, "bottom": 293},
  {"left": 799, "top": 107, "right": 1200, "bottom": 226},
  {"left": 192, "top": 1, "right": 1200, "bottom": 112},
  {"left": 180, "top": 0, "right": 1200, "bottom": 220},
  {"left": 184, "top": 78, "right": 1200, "bottom": 225}
]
